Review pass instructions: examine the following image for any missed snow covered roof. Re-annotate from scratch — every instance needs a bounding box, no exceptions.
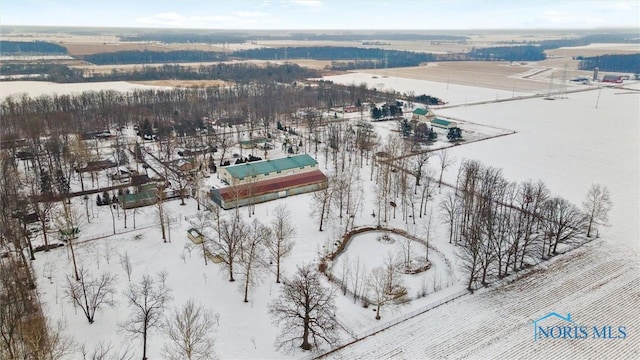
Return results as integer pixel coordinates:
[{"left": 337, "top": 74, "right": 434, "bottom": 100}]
[
  {"left": 431, "top": 118, "right": 455, "bottom": 128},
  {"left": 224, "top": 154, "right": 318, "bottom": 179},
  {"left": 413, "top": 108, "right": 429, "bottom": 116}
]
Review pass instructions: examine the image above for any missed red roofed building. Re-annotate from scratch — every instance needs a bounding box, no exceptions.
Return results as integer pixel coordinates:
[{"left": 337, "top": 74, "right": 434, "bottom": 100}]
[{"left": 210, "top": 169, "right": 328, "bottom": 209}]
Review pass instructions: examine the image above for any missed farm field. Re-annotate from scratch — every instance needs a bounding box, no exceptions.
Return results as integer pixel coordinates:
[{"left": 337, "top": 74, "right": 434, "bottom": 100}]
[
  {"left": 546, "top": 43, "right": 640, "bottom": 57},
  {"left": 322, "top": 240, "right": 640, "bottom": 360},
  {"left": 362, "top": 61, "right": 595, "bottom": 93}
]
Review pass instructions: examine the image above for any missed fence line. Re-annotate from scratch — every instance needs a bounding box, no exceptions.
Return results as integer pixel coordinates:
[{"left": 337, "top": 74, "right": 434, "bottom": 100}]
[
  {"left": 305, "top": 288, "right": 469, "bottom": 360},
  {"left": 53, "top": 216, "right": 179, "bottom": 246}
]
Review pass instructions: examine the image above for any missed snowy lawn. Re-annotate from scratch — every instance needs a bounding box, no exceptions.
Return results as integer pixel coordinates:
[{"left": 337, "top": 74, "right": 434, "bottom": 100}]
[{"left": 9, "top": 73, "right": 637, "bottom": 359}]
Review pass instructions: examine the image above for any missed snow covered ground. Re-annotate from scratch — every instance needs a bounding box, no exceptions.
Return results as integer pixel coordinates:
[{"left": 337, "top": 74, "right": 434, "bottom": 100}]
[
  {"left": 5, "top": 70, "right": 638, "bottom": 359},
  {"left": 322, "top": 240, "right": 640, "bottom": 360},
  {"left": 0, "top": 80, "right": 170, "bottom": 100}
]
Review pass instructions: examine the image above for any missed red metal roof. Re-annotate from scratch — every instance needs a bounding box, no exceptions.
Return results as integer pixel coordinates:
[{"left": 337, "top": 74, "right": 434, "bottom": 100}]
[{"left": 215, "top": 170, "right": 327, "bottom": 201}]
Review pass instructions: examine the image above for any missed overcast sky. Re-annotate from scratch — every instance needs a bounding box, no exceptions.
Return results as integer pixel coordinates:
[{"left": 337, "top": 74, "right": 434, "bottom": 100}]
[{"left": 1, "top": 0, "right": 639, "bottom": 30}]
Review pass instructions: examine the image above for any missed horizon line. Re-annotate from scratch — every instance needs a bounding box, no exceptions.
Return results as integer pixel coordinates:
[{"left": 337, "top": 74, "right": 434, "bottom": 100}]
[{"left": 2, "top": 25, "right": 639, "bottom": 32}]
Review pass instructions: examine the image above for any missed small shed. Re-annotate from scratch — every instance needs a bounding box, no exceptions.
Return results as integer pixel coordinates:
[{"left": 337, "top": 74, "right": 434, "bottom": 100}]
[
  {"left": 187, "top": 228, "right": 204, "bottom": 244},
  {"left": 431, "top": 118, "right": 458, "bottom": 129},
  {"left": 119, "top": 190, "right": 157, "bottom": 209}
]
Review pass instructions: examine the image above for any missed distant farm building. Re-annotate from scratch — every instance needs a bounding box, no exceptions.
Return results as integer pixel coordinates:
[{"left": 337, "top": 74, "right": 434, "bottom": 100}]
[
  {"left": 602, "top": 75, "right": 623, "bottom": 84},
  {"left": 430, "top": 118, "right": 458, "bottom": 129},
  {"left": 412, "top": 108, "right": 436, "bottom": 122},
  {"left": 211, "top": 154, "right": 328, "bottom": 209},
  {"left": 343, "top": 105, "right": 362, "bottom": 113}
]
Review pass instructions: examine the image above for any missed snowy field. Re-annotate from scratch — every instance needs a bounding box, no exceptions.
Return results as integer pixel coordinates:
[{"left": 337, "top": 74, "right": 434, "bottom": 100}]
[
  {"left": 3, "top": 71, "right": 638, "bottom": 359},
  {"left": 327, "top": 73, "right": 640, "bottom": 250},
  {"left": 322, "top": 72, "right": 588, "bottom": 105},
  {"left": 0, "top": 80, "right": 170, "bottom": 100},
  {"left": 323, "top": 240, "right": 640, "bottom": 359}
]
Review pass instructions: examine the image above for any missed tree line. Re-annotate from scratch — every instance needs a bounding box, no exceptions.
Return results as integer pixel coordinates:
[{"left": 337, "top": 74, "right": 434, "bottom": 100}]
[
  {"left": 467, "top": 45, "right": 546, "bottom": 61},
  {"left": 80, "top": 50, "right": 227, "bottom": 65},
  {"left": 1, "top": 80, "right": 389, "bottom": 140},
  {"left": 232, "top": 46, "right": 438, "bottom": 66},
  {"left": 0, "top": 62, "right": 320, "bottom": 84},
  {"left": 0, "top": 40, "right": 67, "bottom": 54},
  {"left": 119, "top": 31, "right": 467, "bottom": 43},
  {"left": 578, "top": 54, "right": 640, "bottom": 74},
  {"left": 444, "top": 159, "right": 611, "bottom": 290}
]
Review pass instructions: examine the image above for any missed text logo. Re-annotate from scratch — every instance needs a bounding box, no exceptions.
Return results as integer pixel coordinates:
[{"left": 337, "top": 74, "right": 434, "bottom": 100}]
[{"left": 533, "top": 312, "right": 627, "bottom": 341}]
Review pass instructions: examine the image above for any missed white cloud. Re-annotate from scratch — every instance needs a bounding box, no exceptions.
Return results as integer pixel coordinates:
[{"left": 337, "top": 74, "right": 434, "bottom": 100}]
[
  {"left": 609, "top": 2, "right": 635, "bottom": 10},
  {"left": 135, "top": 11, "right": 276, "bottom": 29},
  {"left": 135, "top": 12, "right": 188, "bottom": 27},
  {"left": 233, "top": 11, "right": 268, "bottom": 18},
  {"left": 538, "top": 10, "right": 606, "bottom": 27},
  {"left": 289, "top": 0, "right": 322, "bottom": 7}
]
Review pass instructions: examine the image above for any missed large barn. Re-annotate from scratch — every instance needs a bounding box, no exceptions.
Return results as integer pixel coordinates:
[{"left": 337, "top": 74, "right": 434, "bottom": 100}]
[{"left": 211, "top": 154, "right": 328, "bottom": 209}]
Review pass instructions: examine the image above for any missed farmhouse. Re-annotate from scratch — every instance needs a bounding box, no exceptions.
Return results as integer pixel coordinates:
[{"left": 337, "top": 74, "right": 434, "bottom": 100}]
[
  {"left": 430, "top": 118, "right": 458, "bottom": 129},
  {"left": 412, "top": 108, "right": 436, "bottom": 122},
  {"left": 211, "top": 154, "right": 327, "bottom": 209}
]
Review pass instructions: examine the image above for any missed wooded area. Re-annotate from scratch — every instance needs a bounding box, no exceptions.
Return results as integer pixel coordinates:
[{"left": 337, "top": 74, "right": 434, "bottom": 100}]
[{"left": 578, "top": 53, "right": 640, "bottom": 74}]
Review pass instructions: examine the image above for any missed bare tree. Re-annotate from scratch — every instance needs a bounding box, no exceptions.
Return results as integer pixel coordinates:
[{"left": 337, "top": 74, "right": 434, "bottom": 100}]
[
  {"left": 412, "top": 153, "right": 431, "bottom": 188},
  {"left": 120, "top": 273, "right": 173, "bottom": 360},
  {"left": 238, "top": 219, "right": 268, "bottom": 302},
  {"left": 32, "top": 195, "right": 54, "bottom": 251},
  {"left": 64, "top": 268, "right": 117, "bottom": 324},
  {"left": 542, "top": 197, "right": 585, "bottom": 255},
  {"left": 366, "top": 256, "right": 405, "bottom": 321},
  {"left": 582, "top": 184, "right": 612, "bottom": 238},
  {"left": 269, "top": 264, "right": 338, "bottom": 352},
  {"left": 156, "top": 188, "right": 168, "bottom": 243},
  {"left": 311, "top": 179, "right": 333, "bottom": 231},
  {"left": 514, "top": 180, "right": 548, "bottom": 270},
  {"left": 162, "top": 299, "right": 219, "bottom": 360},
  {"left": 55, "top": 200, "right": 84, "bottom": 281},
  {"left": 189, "top": 210, "right": 212, "bottom": 265},
  {"left": 459, "top": 229, "right": 482, "bottom": 291},
  {"left": 436, "top": 149, "right": 456, "bottom": 188},
  {"left": 348, "top": 257, "right": 367, "bottom": 303},
  {"left": 215, "top": 127, "right": 234, "bottom": 166},
  {"left": 21, "top": 315, "right": 76, "bottom": 360},
  {"left": 119, "top": 251, "right": 133, "bottom": 282},
  {"left": 80, "top": 341, "right": 134, "bottom": 360},
  {"left": 267, "top": 204, "right": 296, "bottom": 283},
  {"left": 214, "top": 215, "right": 248, "bottom": 282},
  {"left": 168, "top": 170, "right": 189, "bottom": 206}
]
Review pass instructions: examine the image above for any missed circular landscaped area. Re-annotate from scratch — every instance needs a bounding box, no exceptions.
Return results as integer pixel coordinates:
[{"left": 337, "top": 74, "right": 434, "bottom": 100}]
[{"left": 327, "top": 227, "right": 456, "bottom": 300}]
